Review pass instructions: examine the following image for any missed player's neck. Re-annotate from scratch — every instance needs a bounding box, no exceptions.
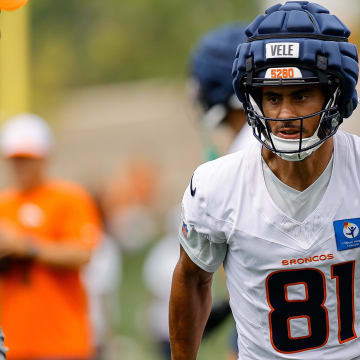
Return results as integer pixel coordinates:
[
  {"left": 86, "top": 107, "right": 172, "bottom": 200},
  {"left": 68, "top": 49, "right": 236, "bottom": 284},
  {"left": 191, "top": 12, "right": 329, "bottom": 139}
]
[{"left": 262, "top": 138, "right": 334, "bottom": 192}]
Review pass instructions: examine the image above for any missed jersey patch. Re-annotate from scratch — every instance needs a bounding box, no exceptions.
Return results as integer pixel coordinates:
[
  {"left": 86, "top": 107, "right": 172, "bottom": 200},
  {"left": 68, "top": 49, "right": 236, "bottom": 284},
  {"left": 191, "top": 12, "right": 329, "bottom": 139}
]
[
  {"left": 333, "top": 218, "right": 360, "bottom": 250},
  {"left": 265, "top": 42, "right": 300, "bottom": 59}
]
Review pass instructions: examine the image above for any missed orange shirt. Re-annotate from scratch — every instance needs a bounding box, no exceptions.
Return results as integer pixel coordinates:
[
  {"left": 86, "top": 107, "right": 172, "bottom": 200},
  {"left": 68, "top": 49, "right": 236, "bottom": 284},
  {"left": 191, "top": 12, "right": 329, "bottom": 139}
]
[{"left": 0, "top": 179, "right": 101, "bottom": 359}]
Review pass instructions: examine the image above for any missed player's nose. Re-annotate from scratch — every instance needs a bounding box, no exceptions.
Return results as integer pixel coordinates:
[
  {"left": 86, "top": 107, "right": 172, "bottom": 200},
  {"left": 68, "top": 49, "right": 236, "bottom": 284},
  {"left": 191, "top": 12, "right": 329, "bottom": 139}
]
[{"left": 277, "top": 97, "right": 297, "bottom": 120}]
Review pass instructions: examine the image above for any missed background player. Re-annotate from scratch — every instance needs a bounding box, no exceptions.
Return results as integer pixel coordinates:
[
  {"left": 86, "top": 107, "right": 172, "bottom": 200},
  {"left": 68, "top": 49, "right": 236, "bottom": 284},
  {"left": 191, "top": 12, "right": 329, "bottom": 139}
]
[
  {"left": 170, "top": 1, "right": 360, "bottom": 359},
  {"left": 189, "top": 22, "right": 253, "bottom": 360},
  {"left": 143, "top": 23, "right": 251, "bottom": 360},
  {"left": 0, "top": 114, "right": 101, "bottom": 360},
  {"left": 189, "top": 22, "right": 253, "bottom": 158}
]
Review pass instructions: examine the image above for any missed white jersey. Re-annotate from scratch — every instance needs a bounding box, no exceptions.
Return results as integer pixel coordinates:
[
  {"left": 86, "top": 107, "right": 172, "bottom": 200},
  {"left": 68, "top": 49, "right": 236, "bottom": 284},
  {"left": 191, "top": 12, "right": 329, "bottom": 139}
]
[
  {"left": 180, "top": 130, "right": 360, "bottom": 359},
  {"left": 262, "top": 155, "right": 333, "bottom": 222}
]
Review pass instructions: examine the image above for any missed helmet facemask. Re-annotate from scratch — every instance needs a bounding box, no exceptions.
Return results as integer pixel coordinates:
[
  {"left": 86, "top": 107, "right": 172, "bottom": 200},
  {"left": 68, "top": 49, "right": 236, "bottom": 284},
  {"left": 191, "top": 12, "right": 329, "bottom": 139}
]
[{"left": 242, "top": 70, "right": 342, "bottom": 161}]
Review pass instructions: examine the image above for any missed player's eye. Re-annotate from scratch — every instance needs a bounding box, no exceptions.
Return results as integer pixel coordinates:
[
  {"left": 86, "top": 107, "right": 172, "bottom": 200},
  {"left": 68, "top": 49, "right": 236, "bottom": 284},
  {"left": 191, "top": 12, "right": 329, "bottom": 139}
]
[
  {"left": 294, "top": 94, "right": 308, "bottom": 102},
  {"left": 266, "top": 95, "right": 280, "bottom": 104}
]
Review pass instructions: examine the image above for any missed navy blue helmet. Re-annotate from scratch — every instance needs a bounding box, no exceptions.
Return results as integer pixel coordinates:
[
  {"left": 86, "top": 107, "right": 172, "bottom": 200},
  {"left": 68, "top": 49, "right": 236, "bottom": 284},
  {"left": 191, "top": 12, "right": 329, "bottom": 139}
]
[
  {"left": 232, "top": 1, "right": 359, "bottom": 161},
  {"left": 190, "top": 23, "right": 248, "bottom": 127}
]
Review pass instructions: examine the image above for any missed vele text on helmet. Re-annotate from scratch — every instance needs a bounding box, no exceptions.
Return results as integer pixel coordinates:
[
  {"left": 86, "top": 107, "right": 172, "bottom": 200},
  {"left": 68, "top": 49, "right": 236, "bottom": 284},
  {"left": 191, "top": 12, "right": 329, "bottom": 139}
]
[{"left": 266, "top": 43, "right": 300, "bottom": 59}]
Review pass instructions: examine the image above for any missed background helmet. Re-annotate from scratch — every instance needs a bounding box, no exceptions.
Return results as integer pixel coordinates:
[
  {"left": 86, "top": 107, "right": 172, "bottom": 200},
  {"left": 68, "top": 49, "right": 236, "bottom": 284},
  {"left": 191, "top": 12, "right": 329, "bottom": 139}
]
[
  {"left": 232, "top": 1, "right": 359, "bottom": 161},
  {"left": 189, "top": 23, "right": 248, "bottom": 128}
]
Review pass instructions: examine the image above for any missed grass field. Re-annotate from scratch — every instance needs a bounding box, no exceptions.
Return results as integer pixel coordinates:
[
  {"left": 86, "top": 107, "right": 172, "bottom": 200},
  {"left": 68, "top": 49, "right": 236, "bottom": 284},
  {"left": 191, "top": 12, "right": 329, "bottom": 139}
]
[{"left": 110, "top": 243, "right": 234, "bottom": 360}]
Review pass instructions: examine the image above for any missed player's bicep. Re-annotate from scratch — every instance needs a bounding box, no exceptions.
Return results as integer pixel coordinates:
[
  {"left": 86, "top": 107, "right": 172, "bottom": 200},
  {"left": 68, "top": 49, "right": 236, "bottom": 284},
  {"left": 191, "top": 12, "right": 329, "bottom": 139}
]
[{"left": 174, "top": 245, "right": 214, "bottom": 286}]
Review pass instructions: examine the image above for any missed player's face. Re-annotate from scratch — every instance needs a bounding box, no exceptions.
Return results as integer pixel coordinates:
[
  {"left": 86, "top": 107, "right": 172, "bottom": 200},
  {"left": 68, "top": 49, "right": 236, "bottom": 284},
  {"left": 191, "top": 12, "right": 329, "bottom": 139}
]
[{"left": 261, "top": 84, "right": 325, "bottom": 139}]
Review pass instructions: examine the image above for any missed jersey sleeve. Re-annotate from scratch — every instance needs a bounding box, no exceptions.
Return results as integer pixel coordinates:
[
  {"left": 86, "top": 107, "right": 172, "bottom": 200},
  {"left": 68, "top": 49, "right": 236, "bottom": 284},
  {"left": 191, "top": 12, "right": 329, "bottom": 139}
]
[{"left": 179, "top": 164, "right": 227, "bottom": 273}]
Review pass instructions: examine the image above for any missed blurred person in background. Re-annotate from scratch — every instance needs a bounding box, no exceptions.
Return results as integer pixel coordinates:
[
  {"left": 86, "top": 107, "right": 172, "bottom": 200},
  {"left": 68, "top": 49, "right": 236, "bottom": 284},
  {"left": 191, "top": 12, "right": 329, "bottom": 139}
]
[
  {"left": 143, "top": 23, "right": 252, "bottom": 360},
  {"left": 189, "top": 23, "right": 252, "bottom": 360},
  {"left": 143, "top": 206, "right": 181, "bottom": 359},
  {"left": 102, "top": 159, "right": 158, "bottom": 253},
  {"left": 189, "top": 22, "right": 254, "bottom": 161},
  {"left": 0, "top": 114, "right": 101, "bottom": 360}
]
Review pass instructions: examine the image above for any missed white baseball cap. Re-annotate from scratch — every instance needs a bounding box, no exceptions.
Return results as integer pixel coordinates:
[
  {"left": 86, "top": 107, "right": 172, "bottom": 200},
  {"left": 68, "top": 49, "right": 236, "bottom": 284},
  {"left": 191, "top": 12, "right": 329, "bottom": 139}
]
[{"left": 0, "top": 113, "right": 53, "bottom": 158}]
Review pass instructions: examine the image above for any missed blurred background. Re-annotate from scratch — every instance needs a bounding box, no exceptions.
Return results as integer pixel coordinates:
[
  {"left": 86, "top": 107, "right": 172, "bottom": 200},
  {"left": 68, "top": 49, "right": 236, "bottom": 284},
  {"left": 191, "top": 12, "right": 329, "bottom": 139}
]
[{"left": 0, "top": 0, "right": 360, "bottom": 359}]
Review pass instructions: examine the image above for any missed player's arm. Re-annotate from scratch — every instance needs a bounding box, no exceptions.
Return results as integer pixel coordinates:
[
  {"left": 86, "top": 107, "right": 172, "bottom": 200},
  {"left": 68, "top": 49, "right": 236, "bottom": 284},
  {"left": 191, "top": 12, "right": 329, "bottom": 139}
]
[{"left": 169, "top": 245, "right": 214, "bottom": 360}]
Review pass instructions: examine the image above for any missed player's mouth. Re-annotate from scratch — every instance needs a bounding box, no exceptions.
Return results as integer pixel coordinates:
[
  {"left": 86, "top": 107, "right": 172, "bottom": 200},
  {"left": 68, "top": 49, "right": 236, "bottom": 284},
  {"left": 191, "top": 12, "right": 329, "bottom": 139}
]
[{"left": 276, "top": 127, "right": 302, "bottom": 139}]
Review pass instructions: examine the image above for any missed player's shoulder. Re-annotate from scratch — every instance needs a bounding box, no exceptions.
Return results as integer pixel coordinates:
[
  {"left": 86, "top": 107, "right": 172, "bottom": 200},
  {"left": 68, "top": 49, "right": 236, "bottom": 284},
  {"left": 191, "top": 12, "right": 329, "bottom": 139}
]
[
  {"left": 186, "top": 142, "right": 259, "bottom": 218},
  {"left": 337, "top": 129, "right": 360, "bottom": 149},
  {"left": 194, "top": 141, "right": 258, "bottom": 188},
  {"left": 336, "top": 130, "right": 360, "bottom": 162},
  {"left": 336, "top": 131, "right": 360, "bottom": 181}
]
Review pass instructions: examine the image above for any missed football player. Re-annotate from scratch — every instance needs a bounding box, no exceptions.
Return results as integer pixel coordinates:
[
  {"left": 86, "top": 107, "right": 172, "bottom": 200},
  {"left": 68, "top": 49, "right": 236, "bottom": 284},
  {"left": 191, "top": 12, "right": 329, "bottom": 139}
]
[{"left": 169, "top": 1, "right": 360, "bottom": 359}]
